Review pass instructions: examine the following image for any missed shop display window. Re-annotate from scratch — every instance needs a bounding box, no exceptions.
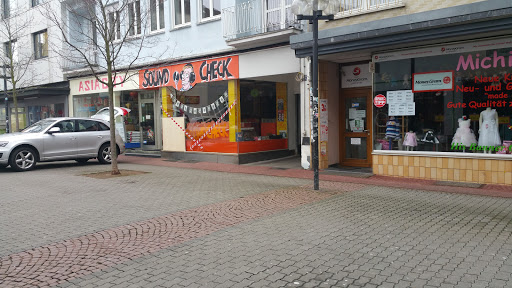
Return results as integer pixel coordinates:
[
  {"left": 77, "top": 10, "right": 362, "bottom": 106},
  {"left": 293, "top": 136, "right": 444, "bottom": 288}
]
[
  {"left": 121, "top": 91, "right": 140, "bottom": 147},
  {"left": 164, "top": 79, "right": 288, "bottom": 153},
  {"left": 0, "top": 106, "right": 5, "bottom": 134},
  {"left": 27, "top": 104, "right": 64, "bottom": 126},
  {"left": 373, "top": 45, "right": 512, "bottom": 154},
  {"left": 171, "top": 81, "right": 230, "bottom": 152},
  {"left": 240, "top": 80, "right": 278, "bottom": 141},
  {"left": 73, "top": 93, "right": 109, "bottom": 117}
]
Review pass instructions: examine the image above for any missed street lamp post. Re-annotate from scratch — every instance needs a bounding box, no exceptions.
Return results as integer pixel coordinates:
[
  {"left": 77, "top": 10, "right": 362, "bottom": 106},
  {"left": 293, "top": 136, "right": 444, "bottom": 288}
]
[{"left": 292, "top": 0, "right": 335, "bottom": 190}]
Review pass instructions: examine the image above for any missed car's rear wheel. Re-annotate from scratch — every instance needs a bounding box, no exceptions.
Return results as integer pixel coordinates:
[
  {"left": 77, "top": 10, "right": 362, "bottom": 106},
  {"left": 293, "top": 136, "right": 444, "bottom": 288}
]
[
  {"left": 98, "top": 143, "right": 112, "bottom": 164},
  {"left": 75, "top": 158, "right": 90, "bottom": 163},
  {"left": 9, "top": 147, "right": 37, "bottom": 172}
]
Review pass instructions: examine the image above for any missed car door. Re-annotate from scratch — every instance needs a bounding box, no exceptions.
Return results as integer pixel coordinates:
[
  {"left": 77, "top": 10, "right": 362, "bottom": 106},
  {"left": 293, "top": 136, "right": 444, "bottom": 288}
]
[
  {"left": 75, "top": 119, "right": 109, "bottom": 157},
  {"left": 41, "top": 120, "right": 77, "bottom": 160}
]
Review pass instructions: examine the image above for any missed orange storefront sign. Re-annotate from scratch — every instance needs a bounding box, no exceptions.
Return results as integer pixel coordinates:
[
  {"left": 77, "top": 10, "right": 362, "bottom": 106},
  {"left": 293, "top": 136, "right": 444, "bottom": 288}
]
[{"left": 139, "top": 56, "right": 239, "bottom": 91}]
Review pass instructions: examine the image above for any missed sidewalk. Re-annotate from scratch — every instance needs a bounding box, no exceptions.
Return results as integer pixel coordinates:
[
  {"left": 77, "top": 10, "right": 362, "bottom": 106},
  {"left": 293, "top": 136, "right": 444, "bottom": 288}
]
[{"left": 119, "top": 155, "right": 512, "bottom": 198}]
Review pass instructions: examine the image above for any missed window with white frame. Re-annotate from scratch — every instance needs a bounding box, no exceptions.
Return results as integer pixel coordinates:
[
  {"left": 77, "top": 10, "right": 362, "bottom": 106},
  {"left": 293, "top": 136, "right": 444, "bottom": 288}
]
[
  {"left": 266, "top": 0, "right": 294, "bottom": 32},
  {"left": 4, "top": 39, "right": 17, "bottom": 62},
  {"left": 128, "top": 0, "right": 142, "bottom": 36},
  {"left": 174, "top": 0, "right": 191, "bottom": 26},
  {"left": 2, "top": 0, "right": 9, "bottom": 18},
  {"left": 200, "top": 0, "right": 220, "bottom": 21},
  {"left": 32, "top": 0, "right": 43, "bottom": 7},
  {"left": 33, "top": 30, "right": 48, "bottom": 59},
  {"left": 150, "top": 0, "right": 165, "bottom": 31},
  {"left": 107, "top": 8, "right": 121, "bottom": 40}
]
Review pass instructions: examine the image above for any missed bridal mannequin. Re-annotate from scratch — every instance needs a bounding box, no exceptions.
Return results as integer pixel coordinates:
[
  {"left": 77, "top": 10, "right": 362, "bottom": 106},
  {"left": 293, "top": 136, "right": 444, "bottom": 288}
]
[{"left": 478, "top": 107, "right": 501, "bottom": 153}]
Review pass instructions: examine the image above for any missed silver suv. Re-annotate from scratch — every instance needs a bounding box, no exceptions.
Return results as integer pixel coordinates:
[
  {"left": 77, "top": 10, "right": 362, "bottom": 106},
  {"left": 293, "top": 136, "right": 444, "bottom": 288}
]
[{"left": 0, "top": 118, "right": 125, "bottom": 172}]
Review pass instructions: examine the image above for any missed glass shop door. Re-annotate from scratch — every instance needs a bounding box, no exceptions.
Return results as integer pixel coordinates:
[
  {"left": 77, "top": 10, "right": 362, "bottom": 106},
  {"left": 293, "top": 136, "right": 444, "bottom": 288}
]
[
  {"left": 139, "top": 92, "right": 158, "bottom": 150},
  {"left": 339, "top": 87, "right": 372, "bottom": 167}
]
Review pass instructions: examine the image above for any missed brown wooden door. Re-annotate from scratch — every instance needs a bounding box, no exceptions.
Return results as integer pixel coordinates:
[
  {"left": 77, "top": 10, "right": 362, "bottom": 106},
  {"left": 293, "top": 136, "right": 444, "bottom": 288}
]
[{"left": 339, "top": 87, "right": 372, "bottom": 167}]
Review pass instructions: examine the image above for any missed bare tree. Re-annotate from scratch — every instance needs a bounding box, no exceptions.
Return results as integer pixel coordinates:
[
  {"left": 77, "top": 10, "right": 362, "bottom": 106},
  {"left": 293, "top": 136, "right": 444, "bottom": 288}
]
[
  {"left": 0, "top": 2, "right": 38, "bottom": 132},
  {"left": 40, "top": 0, "right": 162, "bottom": 175}
]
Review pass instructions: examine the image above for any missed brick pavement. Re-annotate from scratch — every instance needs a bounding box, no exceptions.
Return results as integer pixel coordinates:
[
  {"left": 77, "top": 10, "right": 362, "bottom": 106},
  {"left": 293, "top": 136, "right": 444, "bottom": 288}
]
[
  {"left": 1, "top": 160, "right": 512, "bottom": 287},
  {"left": 0, "top": 181, "right": 364, "bottom": 287},
  {"left": 55, "top": 185, "right": 512, "bottom": 288},
  {"left": 117, "top": 156, "right": 512, "bottom": 198}
]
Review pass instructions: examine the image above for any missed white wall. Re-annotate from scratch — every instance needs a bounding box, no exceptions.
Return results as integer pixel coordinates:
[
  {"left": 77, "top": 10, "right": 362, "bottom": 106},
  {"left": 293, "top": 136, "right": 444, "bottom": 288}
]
[
  {"left": 239, "top": 47, "right": 301, "bottom": 79},
  {"left": 0, "top": 0, "right": 65, "bottom": 90}
]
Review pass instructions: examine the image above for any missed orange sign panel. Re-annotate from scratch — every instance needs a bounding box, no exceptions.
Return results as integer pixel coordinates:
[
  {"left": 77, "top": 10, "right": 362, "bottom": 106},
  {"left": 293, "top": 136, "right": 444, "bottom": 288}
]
[{"left": 139, "top": 56, "right": 239, "bottom": 91}]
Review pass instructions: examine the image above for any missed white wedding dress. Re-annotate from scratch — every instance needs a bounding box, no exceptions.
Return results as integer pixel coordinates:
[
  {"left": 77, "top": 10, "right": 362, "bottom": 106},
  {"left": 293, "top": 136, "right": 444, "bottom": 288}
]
[{"left": 478, "top": 109, "right": 501, "bottom": 146}]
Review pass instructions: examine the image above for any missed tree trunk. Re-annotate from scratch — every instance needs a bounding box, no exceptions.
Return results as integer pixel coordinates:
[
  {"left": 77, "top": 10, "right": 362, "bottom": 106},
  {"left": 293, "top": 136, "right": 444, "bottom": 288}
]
[{"left": 107, "top": 65, "right": 120, "bottom": 175}]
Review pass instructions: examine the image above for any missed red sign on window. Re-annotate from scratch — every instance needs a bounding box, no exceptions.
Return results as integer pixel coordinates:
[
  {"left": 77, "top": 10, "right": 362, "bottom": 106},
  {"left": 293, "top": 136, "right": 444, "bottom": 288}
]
[{"left": 374, "top": 94, "right": 386, "bottom": 108}]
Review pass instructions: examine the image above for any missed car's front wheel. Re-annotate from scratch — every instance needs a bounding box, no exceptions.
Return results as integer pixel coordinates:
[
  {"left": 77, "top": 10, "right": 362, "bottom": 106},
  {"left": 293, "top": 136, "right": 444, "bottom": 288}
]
[
  {"left": 98, "top": 143, "right": 112, "bottom": 164},
  {"left": 9, "top": 147, "right": 37, "bottom": 172}
]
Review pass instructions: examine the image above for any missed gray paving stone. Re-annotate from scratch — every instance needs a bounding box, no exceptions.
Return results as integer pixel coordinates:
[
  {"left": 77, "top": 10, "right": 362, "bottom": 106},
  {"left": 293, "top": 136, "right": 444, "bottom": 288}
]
[{"left": 2, "top": 162, "right": 512, "bottom": 288}]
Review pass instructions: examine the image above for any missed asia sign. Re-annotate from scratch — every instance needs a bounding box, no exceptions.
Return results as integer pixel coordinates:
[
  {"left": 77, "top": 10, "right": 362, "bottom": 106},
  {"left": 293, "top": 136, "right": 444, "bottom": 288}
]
[{"left": 139, "top": 56, "right": 239, "bottom": 91}]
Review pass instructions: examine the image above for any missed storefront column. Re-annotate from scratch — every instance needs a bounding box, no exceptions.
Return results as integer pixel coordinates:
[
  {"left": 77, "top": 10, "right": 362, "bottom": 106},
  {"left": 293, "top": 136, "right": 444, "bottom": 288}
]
[
  {"left": 276, "top": 83, "right": 288, "bottom": 138},
  {"left": 162, "top": 87, "right": 173, "bottom": 117},
  {"left": 228, "top": 79, "right": 241, "bottom": 143}
]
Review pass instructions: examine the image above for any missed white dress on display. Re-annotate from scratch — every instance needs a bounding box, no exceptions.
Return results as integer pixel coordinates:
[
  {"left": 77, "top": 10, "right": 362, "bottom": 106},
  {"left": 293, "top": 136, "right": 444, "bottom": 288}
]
[
  {"left": 452, "top": 118, "right": 477, "bottom": 147},
  {"left": 478, "top": 108, "right": 501, "bottom": 147}
]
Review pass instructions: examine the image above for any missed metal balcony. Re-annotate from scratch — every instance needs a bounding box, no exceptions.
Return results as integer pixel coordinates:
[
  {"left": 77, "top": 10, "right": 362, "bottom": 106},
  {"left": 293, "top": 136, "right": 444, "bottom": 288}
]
[
  {"left": 333, "top": 0, "right": 404, "bottom": 18},
  {"left": 222, "top": 0, "right": 302, "bottom": 48}
]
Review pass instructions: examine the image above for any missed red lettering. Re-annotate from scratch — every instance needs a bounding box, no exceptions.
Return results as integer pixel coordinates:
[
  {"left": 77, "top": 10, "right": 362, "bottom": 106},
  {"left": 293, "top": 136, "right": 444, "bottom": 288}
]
[
  {"left": 85, "top": 81, "right": 90, "bottom": 91},
  {"left": 455, "top": 85, "right": 474, "bottom": 92},
  {"left": 447, "top": 102, "right": 466, "bottom": 108},
  {"left": 474, "top": 76, "right": 499, "bottom": 83},
  {"left": 79, "top": 82, "right": 84, "bottom": 92}
]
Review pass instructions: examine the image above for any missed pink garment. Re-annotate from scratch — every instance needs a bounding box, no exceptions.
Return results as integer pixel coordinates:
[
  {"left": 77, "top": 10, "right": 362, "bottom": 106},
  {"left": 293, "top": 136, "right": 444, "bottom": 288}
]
[
  {"left": 452, "top": 118, "right": 477, "bottom": 147},
  {"left": 403, "top": 132, "right": 417, "bottom": 147},
  {"left": 497, "top": 141, "right": 512, "bottom": 154}
]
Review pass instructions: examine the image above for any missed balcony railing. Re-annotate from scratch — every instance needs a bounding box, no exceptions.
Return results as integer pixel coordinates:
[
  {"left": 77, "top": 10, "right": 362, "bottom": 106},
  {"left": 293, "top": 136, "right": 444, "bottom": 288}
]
[
  {"left": 222, "top": 0, "right": 301, "bottom": 41},
  {"left": 61, "top": 46, "right": 98, "bottom": 71},
  {"left": 333, "top": 0, "right": 404, "bottom": 18}
]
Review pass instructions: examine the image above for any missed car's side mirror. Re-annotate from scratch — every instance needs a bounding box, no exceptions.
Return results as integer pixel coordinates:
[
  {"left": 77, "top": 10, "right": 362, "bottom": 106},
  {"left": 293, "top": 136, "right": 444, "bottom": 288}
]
[{"left": 48, "top": 127, "right": 61, "bottom": 134}]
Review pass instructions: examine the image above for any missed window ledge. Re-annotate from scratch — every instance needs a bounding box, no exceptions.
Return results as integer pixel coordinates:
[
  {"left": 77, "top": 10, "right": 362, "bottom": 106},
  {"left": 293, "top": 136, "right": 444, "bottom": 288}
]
[
  {"left": 126, "top": 34, "right": 144, "bottom": 41},
  {"left": 372, "top": 150, "right": 512, "bottom": 160},
  {"left": 148, "top": 30, "right": 166, "bottom": 37},
  {"left": 34, "top": 56, "right": 49, "bottom": 61},
  {"left": 197, "top": 16, "right": 221, "bottom": 25},
  {"left": 333, "top": 3, "right": 405, "bottom": 20},
  {"left": 170, "top": 23, "right": 192, "bottom": 31}
]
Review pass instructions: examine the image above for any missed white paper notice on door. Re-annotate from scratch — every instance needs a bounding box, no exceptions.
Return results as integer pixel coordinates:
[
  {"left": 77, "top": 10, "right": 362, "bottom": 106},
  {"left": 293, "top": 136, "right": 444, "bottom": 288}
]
[
  {"left": 351, "top": 138, "right": 361, "bottom": 145},
  {"left": 349, "top": 119, "right": 364, "bottom": 132}
]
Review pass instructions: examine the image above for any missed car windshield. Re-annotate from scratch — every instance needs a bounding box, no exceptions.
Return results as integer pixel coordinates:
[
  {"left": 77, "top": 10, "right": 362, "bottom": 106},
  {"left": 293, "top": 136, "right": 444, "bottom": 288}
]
[{"left": 21, "top": 119, "right": 57, "bottom": 133}]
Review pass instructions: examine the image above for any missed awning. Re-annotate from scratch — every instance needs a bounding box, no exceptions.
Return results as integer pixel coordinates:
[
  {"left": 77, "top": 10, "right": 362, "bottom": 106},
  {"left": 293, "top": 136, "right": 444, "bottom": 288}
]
[{"left": 290, "top": 0, "right": 512, "bottom": 58}]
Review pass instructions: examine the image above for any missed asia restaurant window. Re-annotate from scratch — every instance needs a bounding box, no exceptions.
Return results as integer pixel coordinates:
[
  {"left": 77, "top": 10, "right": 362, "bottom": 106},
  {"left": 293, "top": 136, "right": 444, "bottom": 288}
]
[
  {"left": 73, "top": 94, "right": 109, "bottom": 118},
  {"left": 373, "top": 46, "right": 512, "bottom": 153}
]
